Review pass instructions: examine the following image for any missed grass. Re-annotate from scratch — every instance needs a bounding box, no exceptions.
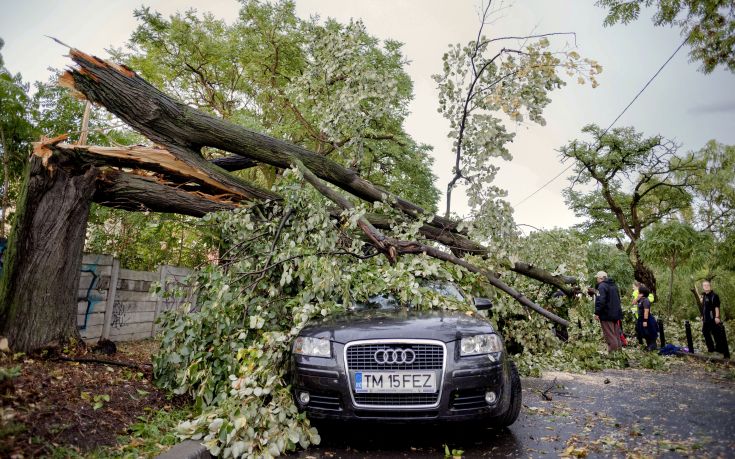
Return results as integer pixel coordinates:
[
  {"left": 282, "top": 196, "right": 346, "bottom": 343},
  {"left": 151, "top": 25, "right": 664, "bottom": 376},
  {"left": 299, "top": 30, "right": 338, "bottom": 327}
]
[{"left": 43, "top": 403, "right": 195, "bottom": 458}]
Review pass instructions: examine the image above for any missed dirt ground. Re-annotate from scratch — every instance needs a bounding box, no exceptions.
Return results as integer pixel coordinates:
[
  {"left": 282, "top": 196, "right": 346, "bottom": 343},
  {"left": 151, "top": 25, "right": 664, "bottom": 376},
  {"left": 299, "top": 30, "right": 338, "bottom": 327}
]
[
  {"left": 298, "top": 358, "right": 735, "bottom": 458},
  {"left": 0, "top": 339, "right": 183, "bottom": 458}
]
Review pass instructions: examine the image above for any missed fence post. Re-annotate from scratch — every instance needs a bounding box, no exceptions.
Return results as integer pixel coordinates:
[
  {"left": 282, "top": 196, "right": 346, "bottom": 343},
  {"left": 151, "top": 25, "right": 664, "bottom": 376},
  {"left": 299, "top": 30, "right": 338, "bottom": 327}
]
[
  {"left": 101, "top": 257, "right": 120, "bottom": 340},
  {"left": 152, "top": 265, "right": 167, "bottom": 337},
  {"left": 659, "top": 320, "right": 666, "bottom": 348},
  {"left": 685, "top": 320, "right": 694, "bottom": 353}
]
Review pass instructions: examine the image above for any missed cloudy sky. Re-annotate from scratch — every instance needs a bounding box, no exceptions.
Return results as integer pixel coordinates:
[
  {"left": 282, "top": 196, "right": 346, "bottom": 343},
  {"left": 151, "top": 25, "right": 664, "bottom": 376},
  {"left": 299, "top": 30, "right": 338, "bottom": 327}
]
[{"left": 1, "top": 0, "right": 733, "bottom": 230}]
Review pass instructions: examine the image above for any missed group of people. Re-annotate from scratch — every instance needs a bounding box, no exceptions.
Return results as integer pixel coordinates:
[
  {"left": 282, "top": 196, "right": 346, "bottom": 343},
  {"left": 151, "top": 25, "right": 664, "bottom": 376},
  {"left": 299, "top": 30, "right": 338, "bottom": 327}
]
[{"left": 592, "top": 272, "right": 729, "bottom": 359}]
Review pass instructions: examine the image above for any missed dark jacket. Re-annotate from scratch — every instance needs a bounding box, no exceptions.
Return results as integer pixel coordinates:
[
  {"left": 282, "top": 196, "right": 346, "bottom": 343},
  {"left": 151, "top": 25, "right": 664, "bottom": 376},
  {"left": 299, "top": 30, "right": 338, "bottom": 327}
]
[
  {"left": 636, "top": 296, "right": 658, "bottom": 340},
  {"left": 702, "top": 291, "right": 721, "bottom": 323},
  {"left": 595, "top": 278, "right": 623, "bottom": 321}
]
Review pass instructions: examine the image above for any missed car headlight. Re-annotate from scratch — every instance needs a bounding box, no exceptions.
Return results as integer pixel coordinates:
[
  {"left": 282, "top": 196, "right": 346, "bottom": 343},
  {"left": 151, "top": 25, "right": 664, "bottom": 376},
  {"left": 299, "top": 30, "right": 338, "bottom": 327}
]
[
  {"left": 460, "top": 333, "right": 503, "bottom": 356},
  {"left": 293, "top": 336, "right": 331, "bottom": 357}
]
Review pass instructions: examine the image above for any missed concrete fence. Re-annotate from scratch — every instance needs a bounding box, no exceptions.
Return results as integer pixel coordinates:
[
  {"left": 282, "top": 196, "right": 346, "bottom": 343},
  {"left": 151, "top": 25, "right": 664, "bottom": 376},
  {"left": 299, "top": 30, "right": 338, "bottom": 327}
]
[{"left": 77, "top": 254, "right": 195, "bottom": 343}]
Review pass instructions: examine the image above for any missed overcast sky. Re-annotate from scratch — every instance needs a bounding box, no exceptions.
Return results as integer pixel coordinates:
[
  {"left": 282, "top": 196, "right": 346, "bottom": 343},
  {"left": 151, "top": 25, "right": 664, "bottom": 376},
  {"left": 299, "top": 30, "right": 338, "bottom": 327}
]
[{"left": 1, "top": 0, "right": 733, "bottom": 230}]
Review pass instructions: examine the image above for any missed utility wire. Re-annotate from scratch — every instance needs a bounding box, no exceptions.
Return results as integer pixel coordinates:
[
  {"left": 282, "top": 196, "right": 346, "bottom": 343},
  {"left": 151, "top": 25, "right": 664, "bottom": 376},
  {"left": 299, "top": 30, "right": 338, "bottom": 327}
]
[{"left": 513, "top": 36, "right": 689, "bottom": 208}]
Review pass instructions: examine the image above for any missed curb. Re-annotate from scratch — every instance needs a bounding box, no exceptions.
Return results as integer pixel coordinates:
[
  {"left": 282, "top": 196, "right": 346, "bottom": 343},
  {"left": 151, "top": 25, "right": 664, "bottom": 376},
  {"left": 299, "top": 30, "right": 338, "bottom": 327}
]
[{"left": 156, "top": 440, "right": 212, "bottom": 459}]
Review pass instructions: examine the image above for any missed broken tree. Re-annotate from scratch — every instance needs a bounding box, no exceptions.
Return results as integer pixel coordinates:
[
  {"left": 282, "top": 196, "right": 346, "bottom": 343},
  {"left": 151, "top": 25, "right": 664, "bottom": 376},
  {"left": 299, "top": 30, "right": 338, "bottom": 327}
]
[{"left": 0, "top": 49, "right": 577, "bottom": 352}]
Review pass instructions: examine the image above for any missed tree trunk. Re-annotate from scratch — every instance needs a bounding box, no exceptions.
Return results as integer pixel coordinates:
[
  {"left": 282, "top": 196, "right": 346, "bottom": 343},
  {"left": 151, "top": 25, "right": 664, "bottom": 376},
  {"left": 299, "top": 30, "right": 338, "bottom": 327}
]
[
  {"left": 690, "top": 287, "right": 703, "bottom": 315},
  {"left": 0, "top": 129, "right": 8, "bottom": 238},
  {"left": 668, "top": 263, "right": 675, "bottom": 316},
  {"left": 633, "top": 258, "right": 657, "bottom": 299},
  {"left": 0, "top": 154, "right": 98, "bottom": 352}
]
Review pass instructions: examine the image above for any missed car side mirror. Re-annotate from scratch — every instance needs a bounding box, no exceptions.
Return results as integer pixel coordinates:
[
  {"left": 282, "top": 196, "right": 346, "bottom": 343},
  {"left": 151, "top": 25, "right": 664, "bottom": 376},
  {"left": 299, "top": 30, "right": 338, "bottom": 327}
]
[{"left": 473, "top": 297, "right": 493, "bottom": 311}]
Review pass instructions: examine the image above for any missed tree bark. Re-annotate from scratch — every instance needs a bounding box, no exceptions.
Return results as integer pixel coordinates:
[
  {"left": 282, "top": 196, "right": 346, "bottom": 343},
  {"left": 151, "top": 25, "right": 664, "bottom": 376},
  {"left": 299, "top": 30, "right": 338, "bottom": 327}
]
[
  {"left": 0, "top": 154, "right": 98, "bottom": 352},
  {"left": 634, "top": 257, "right": 657, "bottom": 299},
  {"left": 0, "top": 128, "right": 8, "bottom": 238},
  {"left": 690, "top": 287, "right": 703, "bottom": 315},
  {"left": 94, "top": 170, "right": 237, "bottom": 217},
  {"left": 508, "top": 262, "right": 578, "bottom": 294},
  {"left": 668, "top": 263, "right": 675, "bottom": 315},
  {"left": 210, "top": 155, "right": 259, "bottom": 172},
  {"left": 45, "top": 140, "right": 279, "bottom": 203}
]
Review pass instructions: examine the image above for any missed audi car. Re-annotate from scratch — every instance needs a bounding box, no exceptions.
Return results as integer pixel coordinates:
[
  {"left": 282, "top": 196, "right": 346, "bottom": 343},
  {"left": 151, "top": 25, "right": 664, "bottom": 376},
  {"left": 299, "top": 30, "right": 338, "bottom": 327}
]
[{"left": 290, "top": 282, "right": 521, "bottom": 426}]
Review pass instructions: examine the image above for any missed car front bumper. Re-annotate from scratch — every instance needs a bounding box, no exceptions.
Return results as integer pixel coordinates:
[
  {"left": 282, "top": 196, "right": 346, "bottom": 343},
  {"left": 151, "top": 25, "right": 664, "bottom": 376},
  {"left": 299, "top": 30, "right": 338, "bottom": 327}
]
[{"left": 291, "top": 339, "right": 512, "bottom": 422}]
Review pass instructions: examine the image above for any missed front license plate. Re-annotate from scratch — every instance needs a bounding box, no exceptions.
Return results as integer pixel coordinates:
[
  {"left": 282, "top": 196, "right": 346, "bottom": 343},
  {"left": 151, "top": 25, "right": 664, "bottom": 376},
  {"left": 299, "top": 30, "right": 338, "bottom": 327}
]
[{"left": 354, "top": 371, "right": 436, "bottom": 393}]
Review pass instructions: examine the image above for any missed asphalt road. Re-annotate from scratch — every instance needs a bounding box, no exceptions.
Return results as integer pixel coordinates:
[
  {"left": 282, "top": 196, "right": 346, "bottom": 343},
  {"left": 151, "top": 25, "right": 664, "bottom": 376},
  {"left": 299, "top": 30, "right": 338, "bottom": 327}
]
[{"left": 294, "top": 359, "right": 735, "bottom": 458}]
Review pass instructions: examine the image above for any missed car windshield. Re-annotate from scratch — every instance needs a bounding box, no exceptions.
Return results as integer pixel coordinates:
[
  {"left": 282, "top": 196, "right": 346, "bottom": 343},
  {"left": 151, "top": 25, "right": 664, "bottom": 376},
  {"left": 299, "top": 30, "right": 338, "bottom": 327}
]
[{"left": 351, "top": 280, "right": 464, "bottom": 311}]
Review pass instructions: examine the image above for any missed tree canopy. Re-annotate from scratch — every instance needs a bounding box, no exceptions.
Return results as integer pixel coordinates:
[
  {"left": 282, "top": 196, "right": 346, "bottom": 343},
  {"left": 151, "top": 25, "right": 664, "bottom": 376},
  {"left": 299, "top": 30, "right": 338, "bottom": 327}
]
[
  {"left": 433, "top": 3, "right": 602, "bottom": 221},
  {"left": 597, "top": 0, "right": 735, "bottom": 73},
  {"left": 560, "top": 124, "right": 700, "bottom": 292},
  {"left": 638, "top": 220, "right": 704, "bottom": 315},
  {"left": 0, "top": 38, "right": 35, "bottom": 235},
  {"left": 687, "top": 140, "right": 735, "bottom": 238},
  {"left": 115, "top": 0, "right": 440, "bottom": 212}
]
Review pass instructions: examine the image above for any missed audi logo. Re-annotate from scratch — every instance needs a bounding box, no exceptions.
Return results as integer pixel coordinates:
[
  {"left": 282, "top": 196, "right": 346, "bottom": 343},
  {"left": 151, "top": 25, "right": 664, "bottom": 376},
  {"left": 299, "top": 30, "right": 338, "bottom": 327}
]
[{"left": 374, "top": 348, "right": 416, "bottom": 365}]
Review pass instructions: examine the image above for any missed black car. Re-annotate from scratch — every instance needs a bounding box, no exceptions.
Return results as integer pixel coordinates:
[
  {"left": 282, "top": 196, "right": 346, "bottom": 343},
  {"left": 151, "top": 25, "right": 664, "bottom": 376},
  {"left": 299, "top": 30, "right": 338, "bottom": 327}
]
[{"left": 290, "top": 282, "right": 521, "bottom": 426}]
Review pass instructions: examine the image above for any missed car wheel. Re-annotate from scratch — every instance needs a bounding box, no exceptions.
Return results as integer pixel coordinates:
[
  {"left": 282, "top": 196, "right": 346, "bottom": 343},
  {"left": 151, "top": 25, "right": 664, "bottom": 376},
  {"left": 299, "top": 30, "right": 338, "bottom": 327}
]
[{"left": 490, "top": 361, "right": 522, "bottom": 428}]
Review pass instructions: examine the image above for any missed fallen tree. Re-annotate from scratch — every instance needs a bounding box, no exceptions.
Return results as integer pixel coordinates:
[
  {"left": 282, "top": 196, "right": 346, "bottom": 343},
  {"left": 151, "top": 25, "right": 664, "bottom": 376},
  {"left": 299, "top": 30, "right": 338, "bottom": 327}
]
[
  {"left": 59, "top": 49, "right": 579, "bottom": 289},
  {"left": 0, "top": 48, "right": 579, "bottom": 352}
]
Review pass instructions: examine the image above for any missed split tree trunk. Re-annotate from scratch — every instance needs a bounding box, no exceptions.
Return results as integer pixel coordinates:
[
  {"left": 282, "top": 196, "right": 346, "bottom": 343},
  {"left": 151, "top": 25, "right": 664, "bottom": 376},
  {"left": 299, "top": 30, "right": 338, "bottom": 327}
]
[{"left": 0, "top": 154, "right": 98, "bottom": 352}]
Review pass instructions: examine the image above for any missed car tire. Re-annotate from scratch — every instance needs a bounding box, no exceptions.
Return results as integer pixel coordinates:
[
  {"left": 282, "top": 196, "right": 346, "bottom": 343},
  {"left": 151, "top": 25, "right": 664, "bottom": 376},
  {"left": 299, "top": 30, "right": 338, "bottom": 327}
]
[{"left": 490, "top": 361, "right": 522, "bottom": 428}]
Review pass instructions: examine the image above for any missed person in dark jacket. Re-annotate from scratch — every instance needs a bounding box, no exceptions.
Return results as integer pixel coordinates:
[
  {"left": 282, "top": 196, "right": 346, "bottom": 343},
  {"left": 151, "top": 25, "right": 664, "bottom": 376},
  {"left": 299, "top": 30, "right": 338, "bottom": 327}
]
[
  {"left": 635, "top": 284, "right": 659, "bottom": 351},
  {"left": 701, "top": 280, "right": 730, "bottom": 359},
  {"left": 594, "top": 271, "right": 624, "bottom": 352}
]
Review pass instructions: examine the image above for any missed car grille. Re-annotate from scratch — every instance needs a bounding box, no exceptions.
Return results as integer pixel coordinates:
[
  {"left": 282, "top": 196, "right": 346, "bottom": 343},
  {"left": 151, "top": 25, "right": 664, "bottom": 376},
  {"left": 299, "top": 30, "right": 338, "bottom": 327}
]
[
  {"left": 346, "top": 343, "right": 444, "bottom": 371},
  {"left": 354, "top": 393, "right": 440, "bottom": 406},
  {"left": 450, "top": 389, "right": 487, "bottom": 410},
  {"left": 309, "top": 391, "right": 342, "bottom": 411},
  {"left": 345, "top": 341, "right": 445, "bottom": 408}
]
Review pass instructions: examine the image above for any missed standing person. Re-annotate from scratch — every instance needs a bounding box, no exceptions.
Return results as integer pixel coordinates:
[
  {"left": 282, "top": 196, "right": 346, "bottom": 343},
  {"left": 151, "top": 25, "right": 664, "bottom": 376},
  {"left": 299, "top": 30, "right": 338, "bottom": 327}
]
[
  {"left": 635, "top": 284, "right": 659, "bottom": 351},
  {"left": 631, "top": 281, "right": 656, "bottom": 344},
  {"left": 594, "top": 271, "right": 624, "bottom": 352},
  {"left": 701, "top": 280, "right": 730, "bottom": 359}
]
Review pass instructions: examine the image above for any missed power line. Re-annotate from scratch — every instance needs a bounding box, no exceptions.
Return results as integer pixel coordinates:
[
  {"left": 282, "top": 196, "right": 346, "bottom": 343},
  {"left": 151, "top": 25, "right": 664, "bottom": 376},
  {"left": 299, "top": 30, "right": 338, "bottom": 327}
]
[{"left": 513, "top": 36, "right": 689, "bottom": 208}]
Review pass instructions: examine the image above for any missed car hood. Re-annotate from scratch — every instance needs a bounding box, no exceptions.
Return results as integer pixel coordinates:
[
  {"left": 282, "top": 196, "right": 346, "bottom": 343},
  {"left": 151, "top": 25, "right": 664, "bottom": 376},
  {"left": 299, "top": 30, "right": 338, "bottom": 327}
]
[{"left": 299, "top": 308, "right": 495, "bottom": 343}]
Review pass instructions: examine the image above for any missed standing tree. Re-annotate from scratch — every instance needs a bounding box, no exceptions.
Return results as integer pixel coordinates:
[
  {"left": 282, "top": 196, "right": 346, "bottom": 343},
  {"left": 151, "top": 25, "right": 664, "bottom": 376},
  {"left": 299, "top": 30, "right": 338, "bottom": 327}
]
[
  {"left": 687, "top": 140, "right": 735, "bottom": 238},
  {"left": 684, "top": 140, "right": 735, "bottom": 300},
  {"left": 596, "top": 0, "right": 735, "bottom": 73},
  {"left": 433, "top": 1, "right": 602, "bottom": 222},
  {"left": 561, "top": 124, "right": 701, "bottom": 294},
  {"left": 638, "top": 220, "right": 703, "bottom": 316}
]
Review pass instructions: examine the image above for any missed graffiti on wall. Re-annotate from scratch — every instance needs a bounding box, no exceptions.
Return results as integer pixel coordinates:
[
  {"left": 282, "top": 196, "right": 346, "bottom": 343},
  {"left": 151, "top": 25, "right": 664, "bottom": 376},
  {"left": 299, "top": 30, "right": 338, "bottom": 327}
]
[
  {"left": 161, "top": 270, "right": 198, "bottom": 313},
  {"left": 110, "top": 300, "right": 128, "bottom": 329},
  {"left": 78, "top": 258, "right": 106, "bottom": 331}
]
